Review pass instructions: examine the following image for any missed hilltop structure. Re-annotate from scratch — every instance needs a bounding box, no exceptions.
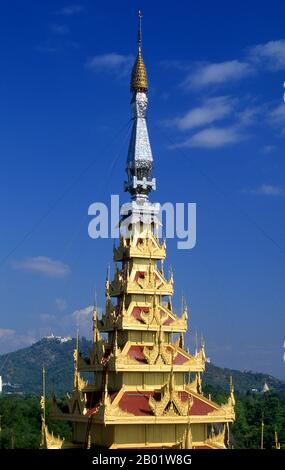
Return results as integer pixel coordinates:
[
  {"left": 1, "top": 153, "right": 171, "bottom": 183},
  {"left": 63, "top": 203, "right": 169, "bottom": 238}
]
[{"left": 47, "top": 13, "right": 235, "bottom": 449}]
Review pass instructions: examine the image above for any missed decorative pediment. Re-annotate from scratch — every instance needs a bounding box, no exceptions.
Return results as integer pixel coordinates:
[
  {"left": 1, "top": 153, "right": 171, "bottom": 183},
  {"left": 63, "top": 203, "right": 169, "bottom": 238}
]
[
  {"left": 149, "top": 378, "right": 193, "bottom": 417},
  {"left": 135, "top": 265, "right": 173, "bottom": 293},
  {"left": 143, "top": 340, "right": 175, "bottom": 365},
  {"left": 68, "top": 389, "right": 87, "bottom": 416},
  {"left": 140, "top": 296, "right": 168, "bottom": 326}
]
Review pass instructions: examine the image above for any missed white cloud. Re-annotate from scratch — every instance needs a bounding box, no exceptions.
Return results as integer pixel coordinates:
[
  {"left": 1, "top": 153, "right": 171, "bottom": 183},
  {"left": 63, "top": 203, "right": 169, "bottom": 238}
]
[
  {"left": 174, "top": 126, "right": 243, "bottom": 149},
  {"left": 11, "top": 256, "right": 71, "bottom": 278},
  {"left": 166, "top": 95, "right": 264, "bottom": 151},
  {"left": 185, "top": 60, "right": 252, "bottom": 89},
  {"left": 49, "top": 24, "right": 70, "bottom": 35},
  {"left": 0, "top": 329, "right": 36, "bottom": 354},
  {"left": 38, "top": 306, "right": 94, "bottom": 340},
  {"left": 269, "top": 103, "right": 285, "bottom": 125},
  {"left": 0, "top": 328, "right": 15, "bottom": 339},
  {"left": 86, "top": 53, "right": 134, "bottom": 78},
  {"left": 64, "top": 305, "right": 104, "bottom": 337},
  {"left": 169, "top": 38, "right": 285, "bottom": 93},
  {"left": 46, "top": 305, "right": 97, "bottom": 338},
  {"left": 56, "top": 4, "right": 84, "bottom": 16},
  {"left": 267, "top": 103, "right": 285, "bottom": 136},
  {"left": 245, "top": 184, "right": 284, "bottom": 196},
  {"left": 249, "top": 39, "right": 285, "bottom": 70},
  {"left": 236, "top": 104, "right": 265, "bottom": 126},
  {"left": 70, "top": 305, "right": 93, "bottom": 327},
  {"left": 55, "top": 298, "right": 67, "bottom": 311},
  {"left": 167, "top": 96, "right": 235, "bottom": 130}
]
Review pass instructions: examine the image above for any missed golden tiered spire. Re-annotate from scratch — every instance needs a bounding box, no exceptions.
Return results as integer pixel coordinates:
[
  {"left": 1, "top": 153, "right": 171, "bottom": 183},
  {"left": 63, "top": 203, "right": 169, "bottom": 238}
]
[
  {"left": 130, "top": 10, "right": 148, "bottom": 92},
  {"left": 49, "top": 12, "right": 235, "bottom": 450}
]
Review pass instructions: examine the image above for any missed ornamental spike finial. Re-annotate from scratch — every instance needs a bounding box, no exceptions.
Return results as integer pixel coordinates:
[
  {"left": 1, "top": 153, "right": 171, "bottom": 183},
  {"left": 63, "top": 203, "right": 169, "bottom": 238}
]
[
  {"left": 73, "top": 329, "right": 80, "bottom": 389},
  {"left": 197, "top": 372, "right": 202, "bottom": 394},
  {"left": 138, "top": 10, "right": 142, "bottom": 48},
  {"left": 93, "top": 289, "right": 97, "bottom": 310},
  {"left": 130, "top": 11, "right": 148, "bottom": 92},
  {"left": 195, "top": 330, "right": 198, "bottom": 357},
  {"left": 40, "top": 364, "right": 46, "bottom": 425},
  {"left": 76, "top": 328, "right": 79, "bottom": 352},
  {"left": 229, "top": 375, "right": 235, "bottom": 407},
  {"left": 169, "top": 351, "right": 175, "bottom": 394},
  {"left": 93, "top": 297, "right": 101, "bottom": 344},
  {"left": 106, "top": 264, "right": 110, "bottom": 282},
  {"left": 103, "top": 368, "right": 109, "bottom": 405},
  {"left": 113, "top": 328, "right": 118, "bottom": 357},
  {"left": 229, "top": 374, "right": 233, "bottom": 392}
]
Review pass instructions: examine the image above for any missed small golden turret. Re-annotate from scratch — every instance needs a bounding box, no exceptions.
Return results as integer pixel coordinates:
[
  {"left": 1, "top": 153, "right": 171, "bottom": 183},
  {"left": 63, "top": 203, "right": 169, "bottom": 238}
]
[{"left": 130, "top": 11, "right": 148, "bottom": 92}]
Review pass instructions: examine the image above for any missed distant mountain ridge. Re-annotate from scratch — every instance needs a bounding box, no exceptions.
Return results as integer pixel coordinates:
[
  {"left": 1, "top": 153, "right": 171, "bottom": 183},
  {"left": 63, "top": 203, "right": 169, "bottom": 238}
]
[{"left": 0, "top": 337, "right": 284, "bottom": 395}]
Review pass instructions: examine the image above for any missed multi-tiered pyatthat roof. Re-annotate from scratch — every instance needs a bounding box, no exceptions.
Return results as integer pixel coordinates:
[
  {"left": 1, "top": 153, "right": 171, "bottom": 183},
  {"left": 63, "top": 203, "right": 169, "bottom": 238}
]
[{"left": 48, "top": 12, "right": 235, "bottom": 449}]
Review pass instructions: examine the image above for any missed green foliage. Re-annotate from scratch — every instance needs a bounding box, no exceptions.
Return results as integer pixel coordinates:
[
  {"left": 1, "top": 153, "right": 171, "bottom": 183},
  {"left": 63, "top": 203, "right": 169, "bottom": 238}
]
[
  {"left": 0, "top": 395, "right": 72, "bottom": 449},
  {"left": 0, "top": 337, "right": 91, "bottom": 395},
  {"left": 232, "top": 391, "right": 285, "bottom": 448},
  {"left": 203, "top": 383, "right": 228, "bottom": 404},
  {"left": 0, "top": 395, "right": 41, "bottom": 448}
]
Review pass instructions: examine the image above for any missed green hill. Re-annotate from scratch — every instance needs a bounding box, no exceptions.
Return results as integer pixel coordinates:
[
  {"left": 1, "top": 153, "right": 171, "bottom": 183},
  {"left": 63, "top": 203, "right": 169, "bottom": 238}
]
[
  {"left": 0, "top": 337, "right": 90, "bottom": 395},
  {"left": 0, "top": 337, "right": 284, "bottom": 395},
  {"left": 203, "top": 362, "right": 285, "bottom": 395}
]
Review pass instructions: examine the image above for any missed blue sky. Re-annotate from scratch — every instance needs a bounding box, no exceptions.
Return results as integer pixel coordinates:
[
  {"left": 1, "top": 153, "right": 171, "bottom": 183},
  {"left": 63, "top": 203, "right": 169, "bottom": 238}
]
[{"left": 0, "top": 0, "right": 285, "bottom": 380}]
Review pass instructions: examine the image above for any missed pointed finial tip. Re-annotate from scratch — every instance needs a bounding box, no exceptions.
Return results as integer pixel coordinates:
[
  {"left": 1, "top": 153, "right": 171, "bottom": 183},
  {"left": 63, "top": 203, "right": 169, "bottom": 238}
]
[{"left": 130, "top": 9, "right": 148, "bottom": 92}]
